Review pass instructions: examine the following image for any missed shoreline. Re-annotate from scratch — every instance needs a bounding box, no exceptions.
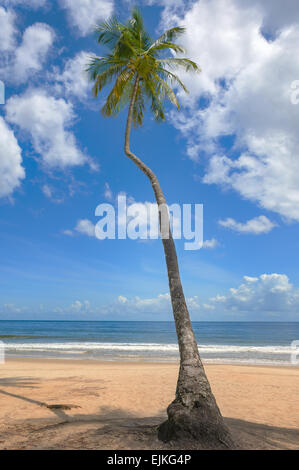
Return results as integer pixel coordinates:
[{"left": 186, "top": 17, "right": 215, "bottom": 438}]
[
  {"left": 3, "top": 356, "right": 299, "bottom": 369},
  {"left": 3, "top": 354, "right": 297, "bottom": 368}
]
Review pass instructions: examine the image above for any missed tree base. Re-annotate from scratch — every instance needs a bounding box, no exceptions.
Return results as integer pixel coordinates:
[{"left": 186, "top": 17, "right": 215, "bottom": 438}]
[{"left": 158, "top": 400, "right": 235, "bottom": 449}]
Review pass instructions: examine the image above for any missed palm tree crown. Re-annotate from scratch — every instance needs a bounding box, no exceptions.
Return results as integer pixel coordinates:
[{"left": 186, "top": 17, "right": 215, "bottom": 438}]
[{"left": 87, "top": 8, "right": 200, "bottom": 125}]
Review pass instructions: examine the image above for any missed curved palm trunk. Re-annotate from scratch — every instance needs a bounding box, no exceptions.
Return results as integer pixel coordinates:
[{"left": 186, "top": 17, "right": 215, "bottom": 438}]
[{"left": 124, "top": 76, "right": 233, "bottom": 448}]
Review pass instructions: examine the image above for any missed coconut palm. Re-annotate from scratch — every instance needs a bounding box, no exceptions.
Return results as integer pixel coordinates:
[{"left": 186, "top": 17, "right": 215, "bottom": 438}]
[{"left": 87, "top": 8, "right": 233, "bottom": 447}]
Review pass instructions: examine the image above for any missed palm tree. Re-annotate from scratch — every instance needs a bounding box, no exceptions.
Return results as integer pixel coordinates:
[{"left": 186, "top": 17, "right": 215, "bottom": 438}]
[{"left": 87, "top": 8, "right": 233, "bottom": 448}]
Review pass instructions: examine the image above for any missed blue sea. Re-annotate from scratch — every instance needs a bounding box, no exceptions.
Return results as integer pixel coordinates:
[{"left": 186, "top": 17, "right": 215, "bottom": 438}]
[{"left": 0, "top": 321, "right": 299, "bottom": 366}]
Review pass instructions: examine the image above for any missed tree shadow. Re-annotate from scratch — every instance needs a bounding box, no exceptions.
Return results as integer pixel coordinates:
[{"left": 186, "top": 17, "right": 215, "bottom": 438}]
[
  {"left": 0, "top": 386, "right": 80, "bottom": 422},
  {"left": 27, "top": 404, "right": 164, "bottom": 432},
  {"left": 225, "top": 417, "right": 299, "bottom": 450},
  {"left": 0, "top": 377, "right": 39, "bottom": 389},
  {"left": 20, "top": 405, "right": 169, "bottom": 450},
  {"left": 17, "top": 405, "right": 299, "bottom": 450}
]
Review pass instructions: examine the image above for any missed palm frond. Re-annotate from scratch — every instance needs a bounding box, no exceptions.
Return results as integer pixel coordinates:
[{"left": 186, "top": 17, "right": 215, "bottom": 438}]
[
  {"left": 95, "top": 17, "right": 123, "bottom": 46},
  {"left": 156, "top": 67, "right": 189, "bottom": 94},
  {"left": 147, "top": 26, "right": 185, "bottom": 52},
  {"left": 150, "top": 94, "right": 166, "bottom": 122},
  {"left": 157, "top": 58, "right": 200, "bottom": 73},
  {"left": 101, "top": 69, "right": 135, "bottom": 117},
  {"left": 88, "top": 8, "right": 200, "bottom": 126},
  {"left": 92, "top": 65, "right": 129, "bottom": 97},
  {"left": 86, "top": 55, "right": 128, "bottom": 81},
  {"left": 152, "top": 73, "right": 180, "bottom": 109},
  {"left": 129, "top": 7, "right": 144, "bottom": 33},
  {"left": 148, "top": 42, "right": 185, "bottom": 55},
  {"left": 132, "top": 84, "right": 145, "bottom": 126}
]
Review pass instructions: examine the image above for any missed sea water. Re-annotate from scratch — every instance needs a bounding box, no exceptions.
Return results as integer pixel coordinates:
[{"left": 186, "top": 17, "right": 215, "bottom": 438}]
[{"left": 0, "top": 321, "right": 298, "bottom": 365}]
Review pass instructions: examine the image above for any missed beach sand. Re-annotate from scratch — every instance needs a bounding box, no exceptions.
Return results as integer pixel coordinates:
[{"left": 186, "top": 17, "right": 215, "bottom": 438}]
[{"left": 0, "top": 358, "right": 298, "bottom": 450}]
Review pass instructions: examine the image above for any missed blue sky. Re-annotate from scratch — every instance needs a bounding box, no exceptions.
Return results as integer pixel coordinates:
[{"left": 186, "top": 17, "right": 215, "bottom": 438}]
[{"left": 1, "top": 0, "right": 299, "bottom": 321}]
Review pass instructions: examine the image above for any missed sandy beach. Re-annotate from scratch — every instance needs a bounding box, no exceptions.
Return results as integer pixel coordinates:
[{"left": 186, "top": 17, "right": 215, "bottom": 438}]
[{"left": 0, "top": 358, "right": 298, "bottom": 450}]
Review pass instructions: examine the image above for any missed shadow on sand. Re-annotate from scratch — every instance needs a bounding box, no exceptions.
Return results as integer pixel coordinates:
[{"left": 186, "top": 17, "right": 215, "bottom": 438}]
[
  {"left": 0, "top": 380, "right": 298, "bottom": 450},
  {"left": 0, "top": 377, "right": 39, "bottom": 389},
  {"left": 0, "top": 378, "right": 80, "bottom": 421}
]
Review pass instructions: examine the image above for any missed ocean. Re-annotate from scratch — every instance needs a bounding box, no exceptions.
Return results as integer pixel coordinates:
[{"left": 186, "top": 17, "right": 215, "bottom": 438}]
[{"left": 0, "top": 321, "right": 298, "bottom": 366}]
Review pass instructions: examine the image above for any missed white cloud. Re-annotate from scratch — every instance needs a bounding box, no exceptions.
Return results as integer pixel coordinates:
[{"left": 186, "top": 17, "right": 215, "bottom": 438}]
[
  {"left": 53, "top": 299, "right": 91, "bottom": 314},
  {"left": 202, "top": 303, "right": 215, "bottom": 310},
  {"left": 63, "top": 219, "right": 97, "bottom": 238},
  {"left": 0, "top": 19, "right": 54, "bottom": 84},
  {"left": 202, "top": 238, "right": 219, "bottom": 249},
  {"left": 70, "top": 300, "right": 90, "bottom": 312},
  {"left": 187, "top": 295, "right": 200, "bottom": 309},
  {"left": 42, "top": 184, "right": 64, "bottom": 203},
  {"left": 219, "top": 215, "right": 276, "bottom": 234},
  {"left": 55, "top": 51, "right": 93, "bottom": 100},
  {"left": 9, "top": 272, "right": 299, "bottom": 319},
  {"left": 239, "top": 0, "right": 299, "bottom": 35},
  {"left": 104, "top": 182, "right": 113, "bottom": 201},
  {"left": 0, "top": 7, "right": 16, "bottom": 52},
  {"left": 0, "top": 117, "right": 25, "bottom": 198},
  {"left": 206, "top": 273, "right": 299, "bottom": 315},
  {"left": 162, "top": 0, "right": 299, "bottom": 222},
  {"left": 75, "top": 219, "right": 96, "bottom": 237},
  {"left": 42, "top": 184, "right": 52, "bottom": 198},
  {"left": 2, "top": 303, "right": 23, "bottom": 314},
  {"left": 3, "top": 0, "right": 48, "bottom": 8},
  {"left": 59, "top": 0, "right": 114, "bottom": 36},
  {"left": 118, "top": 292, "right": 171, "bottom": 312},
  {"left": 6, "top": 90, "right": 88, "bottom": 168},
  {"left": 13, "top": 23, "right": 54, "bottom": 84},
  {"left": 62, "top": 229, "right": 73, "bottom": 236},
  {"left": 115, "top": 292, "right": 200, "bottom": 314},
  {"left": 243, "top": 276, "right": 259, "bottom": 283}
]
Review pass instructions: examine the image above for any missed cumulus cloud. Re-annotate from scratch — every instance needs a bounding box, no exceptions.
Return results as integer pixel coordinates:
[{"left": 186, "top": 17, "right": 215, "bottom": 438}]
[
  {"left": 219, "top": 215, "right": 276, "bottom": 234},
  {"left": 59, "top": 0, "right": 114, "bottom": 36},
  {"left": 0, "top": 7, "right": 16, "bottom": 52},
  {"left": 116, "top": 293, "right": 171, "bottom": 313},
  {"left": 55, "top": 51, "right": 93, "bottom": 100},
  {"left": 62, "top": 229, "right": 73, "bottom": 236},
  {"left": 53, "top": 300, "right": 91, "bottom": 314},
  {"left": 70, "top": 300, "right": 90, "bottom": 312},
  {"left": 239, "top": 0, "right": 299, "bottom": 35},
  {"left": 1, "top": 22, "right": 55, "bottom": 84},
  {"left": 0, "top": 117, "right": 25, "bottom": 198},
  {"left": 63, "top": 219, "right": 97, "bottom": 237},
  {"left": 205, "top": 273, "right": 299, "bottom": 315},
  {"left": 103, "top": 273, "right": 298, "bottom": 319},
  {"left": 51, "top": 294, "right": 171, "bottom": 318},
  {"left": 6, "top": 90, "right": 88, "bottom": 168},
  {"left": 115, "top": 292, "right": 200, "bottom": 315},
  {"left": 202, "top": 238, "right": 219, "bottom": 249},
  {"left": 162, "top": 0, "right": 299, "bottom": 222},
  {"left": 3, "top": 0, "right": 47, "bottom": 8},
  {"left": 75, "top": 219, "right": 96, "bottom": 237}
]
